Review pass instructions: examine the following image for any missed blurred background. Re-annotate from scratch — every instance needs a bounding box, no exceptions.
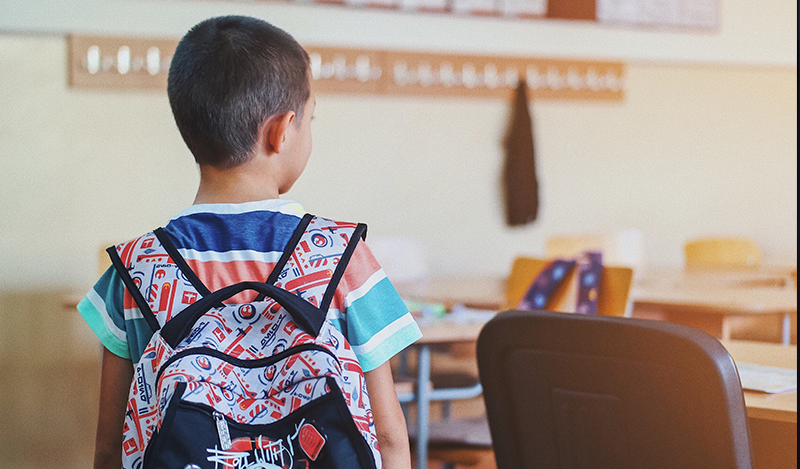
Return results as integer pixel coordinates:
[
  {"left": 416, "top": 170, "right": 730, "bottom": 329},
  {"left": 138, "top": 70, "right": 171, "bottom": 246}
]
[{"left": 0, "top": 0, "right": 796, "bottom": 467}]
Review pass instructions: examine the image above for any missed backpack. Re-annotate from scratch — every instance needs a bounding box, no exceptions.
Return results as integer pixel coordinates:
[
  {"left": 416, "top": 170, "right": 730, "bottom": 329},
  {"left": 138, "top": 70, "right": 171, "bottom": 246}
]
[
  {"left": 518, "top": 251, "right": 603, "bottom": 315},
  {"left": 107, "top": 214, "right": 381, "bottom": 469}
]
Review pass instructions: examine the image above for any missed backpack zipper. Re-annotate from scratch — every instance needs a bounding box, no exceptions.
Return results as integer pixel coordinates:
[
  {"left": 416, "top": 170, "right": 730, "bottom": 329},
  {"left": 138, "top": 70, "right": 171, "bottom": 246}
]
[
  {"left": 155, "top": 343, "right": 339, "bottom": 385},
  {"left": 214, "top": 411, "right": 233, "bottom": 450}
]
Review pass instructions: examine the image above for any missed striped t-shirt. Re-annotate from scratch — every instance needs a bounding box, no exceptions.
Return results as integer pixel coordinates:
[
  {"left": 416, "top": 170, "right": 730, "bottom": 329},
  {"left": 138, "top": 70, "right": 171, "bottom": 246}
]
[{"left": 77, "top": 199, "right": 422, "bottom": 370}]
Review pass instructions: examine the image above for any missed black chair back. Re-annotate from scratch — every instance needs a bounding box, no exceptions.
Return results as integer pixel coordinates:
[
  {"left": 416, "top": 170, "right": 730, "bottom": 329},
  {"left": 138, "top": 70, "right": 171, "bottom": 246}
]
[{"left": 477, "top": 309, "right": 753, "bottom": 469}]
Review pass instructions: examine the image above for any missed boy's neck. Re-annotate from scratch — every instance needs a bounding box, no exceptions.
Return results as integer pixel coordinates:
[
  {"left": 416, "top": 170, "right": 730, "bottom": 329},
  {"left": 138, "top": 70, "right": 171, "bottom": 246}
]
[{"left": 193, "top": 160, "right": 281, "bottom": 205}]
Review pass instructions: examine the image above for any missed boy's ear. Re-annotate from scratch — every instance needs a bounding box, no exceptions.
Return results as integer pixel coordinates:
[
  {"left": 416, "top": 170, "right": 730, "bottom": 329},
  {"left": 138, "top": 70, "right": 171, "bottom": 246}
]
[{"left": 265, "top": 111, "right": 296, "bottom": 155}]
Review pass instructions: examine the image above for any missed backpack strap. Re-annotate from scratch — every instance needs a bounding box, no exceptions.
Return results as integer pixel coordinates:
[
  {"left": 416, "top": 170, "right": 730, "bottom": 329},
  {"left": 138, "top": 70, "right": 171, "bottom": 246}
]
[
  {"left": 106, "top": 245, "right": 160, "bottom": 333},
  {"left": 254, "top": 213, "right": 315, "bottom": 302},
  {"left": 518, "top": 251, "right": 603, "bottom": 314},
  {"left": 267, "top": 213, "right": 315, "bottom": 285},
  {"left": 321, "top": 222, "right": 367, "bottom": 312},
  {"left": 518, "top": 259, "right": 576, "bottom": 310},
  {"left": 575, "top": 251, "right": 603, "bottom": 315},
  {"left": 265, "top": 214, "right": 367, "bottom": 312},
  {"left": 153, "top": 227, "right": 213, "bottom": 297}
]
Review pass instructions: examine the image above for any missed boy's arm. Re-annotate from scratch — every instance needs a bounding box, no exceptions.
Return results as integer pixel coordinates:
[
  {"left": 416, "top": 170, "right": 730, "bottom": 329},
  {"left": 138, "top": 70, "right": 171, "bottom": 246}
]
[
  {"left": 364, "top": 361, "right": 412, "bottom": 469},
  {"left": 94, "top": 347, "right": 133, "bottom": 469}
]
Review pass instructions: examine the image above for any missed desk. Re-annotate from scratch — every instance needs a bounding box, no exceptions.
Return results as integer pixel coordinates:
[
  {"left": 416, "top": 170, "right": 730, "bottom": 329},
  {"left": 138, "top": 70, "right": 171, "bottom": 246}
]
[
  {"left": 632, "top": 267, "right": 797, "bottom": 345},
  {"left": 398, "top": 268, "right": 797, "bottom": 345},
  {"left": 397, "top": 313, "right": 490, "bottom": 469},
  {"left": 404, "top": 312, "right": 798, "bottom": 469},
  {"left": 722, "top": 340, "right": 797, "bottom": 469}
]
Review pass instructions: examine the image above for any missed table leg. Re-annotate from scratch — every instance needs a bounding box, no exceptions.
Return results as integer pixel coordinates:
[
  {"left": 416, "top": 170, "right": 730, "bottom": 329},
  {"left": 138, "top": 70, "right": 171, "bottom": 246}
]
[
  {"left": 416, "top": 344, "right": 431, "bottom": 469},
  {"left": 781, "top": 313, "right": 791, "bottom": 346}
]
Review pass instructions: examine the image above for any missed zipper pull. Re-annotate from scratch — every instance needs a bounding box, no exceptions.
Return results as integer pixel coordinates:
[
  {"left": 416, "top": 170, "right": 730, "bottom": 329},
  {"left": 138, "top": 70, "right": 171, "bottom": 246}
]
[{"left": 214, "top": 411, "right": 232, "bottom": 450}]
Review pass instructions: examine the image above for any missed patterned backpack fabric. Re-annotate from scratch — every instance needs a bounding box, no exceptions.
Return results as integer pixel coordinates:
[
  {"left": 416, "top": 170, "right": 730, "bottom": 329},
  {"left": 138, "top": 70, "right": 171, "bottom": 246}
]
[{"left": 108, "top": 214, "right": 381, "bottom": 469}]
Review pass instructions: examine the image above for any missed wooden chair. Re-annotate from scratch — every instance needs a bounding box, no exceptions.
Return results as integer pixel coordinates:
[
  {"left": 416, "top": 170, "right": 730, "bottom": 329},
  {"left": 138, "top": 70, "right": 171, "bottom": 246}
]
[
  {"left": 98, "top": 244, "right": 113, "bottom": 275},
  {"left": 684, "top": 237, "right": 761, "bottom": 269},
  {"left": 546, "top": 230, "right": 644, "bottom": 271},
  {"left": 504, "top": 256, "right": 634, "bottom": 317}
]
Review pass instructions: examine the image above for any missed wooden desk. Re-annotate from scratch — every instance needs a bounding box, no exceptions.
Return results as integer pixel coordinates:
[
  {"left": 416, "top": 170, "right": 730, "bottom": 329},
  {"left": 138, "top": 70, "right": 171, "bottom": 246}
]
[
  {"left": 407, "top": 314, "right": 798, "bottom": 469},
  {"left": 722, "top": 340, "right": 797, "bottom": 469},
  {"left": 398, "top": 268, "right": 797, "bottom": 345},
  {"left": 722, "top": 340, "right": 797, "bottom": 423},
  {"left": 632, "top": 267, "right": 797, "bottom": 344},
  {"left": 400, "top": 311, "right": 493, "bottom": 469}
]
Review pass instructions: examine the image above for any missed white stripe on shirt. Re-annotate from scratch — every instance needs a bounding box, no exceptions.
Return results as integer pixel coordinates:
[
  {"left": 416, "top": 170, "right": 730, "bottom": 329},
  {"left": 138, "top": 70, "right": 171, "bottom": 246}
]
[
  {"left": 87, "top": 288, "right": 127, "bottom": 343},
  {"left": 350, "top": 313, "right": 418, "bottom": 357},
  {"left": 344, "top": 269, "right": 388, "bottom": 308},
  {"left": 169, "top": 199, "right": 306, "bottom": 221},
  {"left": 177, "top": 248, "right": 284, "bottom": 264}
]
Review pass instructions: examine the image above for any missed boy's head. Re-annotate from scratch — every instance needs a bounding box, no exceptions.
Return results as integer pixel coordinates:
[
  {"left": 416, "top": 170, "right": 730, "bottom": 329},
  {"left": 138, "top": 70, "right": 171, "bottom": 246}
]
[{"left": 168, "top": 16, "right": 311, "bottom": 168}]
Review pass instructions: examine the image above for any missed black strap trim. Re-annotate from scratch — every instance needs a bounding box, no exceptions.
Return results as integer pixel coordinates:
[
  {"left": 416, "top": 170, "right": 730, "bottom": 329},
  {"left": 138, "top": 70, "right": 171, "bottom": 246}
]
[
  {"left": 256, "top": 213, "right": 315, "bottom": 301},
  {"left": 153, "top": 228, "right": 212, "bottom": 297},
  {"left": 106, "top": 245, "right": 160, "bottom": 333},
  {"left": 161, "top": 281, "right": 327, "bottom": 347},
  {"left": 320, "top": 223, "right": 368, "bottom": 313}
]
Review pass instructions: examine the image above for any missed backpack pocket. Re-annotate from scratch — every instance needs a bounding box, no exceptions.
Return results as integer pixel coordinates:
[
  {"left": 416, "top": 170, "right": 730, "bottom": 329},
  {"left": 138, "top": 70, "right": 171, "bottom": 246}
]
[{"left": 144, "top": 377, "right": 376, "bottom": 469}]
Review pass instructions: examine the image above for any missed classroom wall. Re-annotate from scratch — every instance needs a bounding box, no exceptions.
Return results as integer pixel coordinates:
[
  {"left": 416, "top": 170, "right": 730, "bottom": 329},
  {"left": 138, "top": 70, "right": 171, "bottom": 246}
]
[{"left": 0, "top": 0, "right": 797, "bottom": 290}]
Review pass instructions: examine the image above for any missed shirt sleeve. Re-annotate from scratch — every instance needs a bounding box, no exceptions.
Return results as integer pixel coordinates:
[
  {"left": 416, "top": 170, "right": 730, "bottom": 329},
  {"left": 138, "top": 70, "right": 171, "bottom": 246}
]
[
  {"left": 332, "top": 241, "right": 423, "bottom": 372},
  {"left": 77, "top": 266, "right": 130, "bottom": 359}
]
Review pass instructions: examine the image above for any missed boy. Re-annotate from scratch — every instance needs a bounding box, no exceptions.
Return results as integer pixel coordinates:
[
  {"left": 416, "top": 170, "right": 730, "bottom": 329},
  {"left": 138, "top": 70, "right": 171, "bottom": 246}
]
[{"left": 78, "top": 15, "right": 421, "bottom": 469}]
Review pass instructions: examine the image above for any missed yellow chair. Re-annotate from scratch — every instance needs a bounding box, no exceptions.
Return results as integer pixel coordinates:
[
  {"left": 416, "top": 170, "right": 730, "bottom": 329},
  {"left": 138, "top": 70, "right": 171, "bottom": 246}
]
[
  {"left": 98, "top": 245, "right": 114, "bottom": 275},
  {"left": 684, "top": 237, "right": 761, "bottom": 269},
  {"left": 505, "top": 256, "right": 634, "bottom": 317},
  {"left": 546, "top": 230, "right": 644, "bottom": 271}
]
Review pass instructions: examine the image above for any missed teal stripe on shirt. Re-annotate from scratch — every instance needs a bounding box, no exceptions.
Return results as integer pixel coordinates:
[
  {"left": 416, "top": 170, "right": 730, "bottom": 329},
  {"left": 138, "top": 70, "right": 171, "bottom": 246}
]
[
  {"left": 344, "top": 277, "right": 422, "bottom": 371},
  {"left": 345, "top": 277, "right": 410, "bottom": 343},
  {"left": 357, "top": 320, "right": 422, "bottom": 372},
  {"left": 78, "top": 294, "right": 130, "bottom": 359}
]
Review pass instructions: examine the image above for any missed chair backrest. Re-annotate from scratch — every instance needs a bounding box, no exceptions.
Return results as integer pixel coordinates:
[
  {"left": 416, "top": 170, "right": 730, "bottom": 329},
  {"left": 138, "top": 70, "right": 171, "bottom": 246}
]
[
  {"left": 684, "top": 237, "right": 761, "bottom": 269},
  {"left": 546, "top": 229, "right": 644, "bottom": 271},
  {"left": 98, "top": 244, "right": 113, "bottom": 275},
  {"left": 504, "top": 256, "right": 633, "bottom": 316},
  {"left": 477, "top": 310, "right": 753, "bottom": 469}
]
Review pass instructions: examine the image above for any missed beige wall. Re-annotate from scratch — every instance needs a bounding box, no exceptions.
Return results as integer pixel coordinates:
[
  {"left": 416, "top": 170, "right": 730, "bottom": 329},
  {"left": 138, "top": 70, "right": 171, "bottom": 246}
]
[
  {"left": 0, "top": 0, "right": 797, "bottom": 290},
  {"left": 1, "top": 34, "right": 796, "bottom": 289}
]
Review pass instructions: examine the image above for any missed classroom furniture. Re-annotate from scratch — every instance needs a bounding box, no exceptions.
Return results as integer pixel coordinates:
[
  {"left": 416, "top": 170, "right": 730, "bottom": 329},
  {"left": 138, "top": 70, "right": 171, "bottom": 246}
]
[
  {"left": 477, "top": 309, "right": 754, "bottom": 469},
  {"left": 684, "top": 236, "right": 762, "bottom": 269},
  {"left": 398, "top": 315, "right": 488, "bottom": 469},
  {"left": 721, "top": 340, "right": 797, "bottom": 469},
  {"left": 545, "top": 230, "right": 644, "bottom": 271},
  {"left": 400, "top": 258, "right": 634, "bottom": 469},
  {"left": 405, "top": 314, "right": 796, "bottom": 468},
  {"left": 396, "top": 264, "right": 797, "bottom": 345},
  {"left": 632, "top": 266, "right": 797, "bottom": 344},
  {"left": 504, "top": 256, "right": 634, "bottom": 315}
]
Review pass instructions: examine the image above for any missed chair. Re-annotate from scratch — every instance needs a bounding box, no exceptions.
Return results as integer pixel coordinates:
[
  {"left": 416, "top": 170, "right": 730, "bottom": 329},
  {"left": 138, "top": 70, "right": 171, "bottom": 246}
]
[
  {"left": 98, "top": 244, "right": 114, "bottom": 275},
  {"left": 546, "top": 230, "right": 644, "bottom": 271},
  {"left": 504, "top": 256, "right": 634, "bottom": 316},
  {"left": 415, "top": 258, "right": 634, "bottom": 468},
  {"left": 684, "top": 237, "right": 761, "bottom": 269},
  {"left": 477, "top": 309, "right": 754, "bottom": 469}
]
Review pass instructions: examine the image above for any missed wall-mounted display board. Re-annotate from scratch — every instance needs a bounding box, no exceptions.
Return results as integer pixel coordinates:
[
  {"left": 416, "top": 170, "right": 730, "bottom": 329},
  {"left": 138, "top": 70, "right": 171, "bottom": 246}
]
[
  {"left": 68, "top": 35, "right": 625, "bottom": 101},
  {"left": 249, "top": 0, "right": 718, "bottom": 29}
]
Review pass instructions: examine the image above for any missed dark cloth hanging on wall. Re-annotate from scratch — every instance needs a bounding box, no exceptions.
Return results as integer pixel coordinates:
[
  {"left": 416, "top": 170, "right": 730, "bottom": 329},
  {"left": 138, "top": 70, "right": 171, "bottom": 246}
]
[{"left": 503, "top": 80, "right": 539, "bottom": 227}]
